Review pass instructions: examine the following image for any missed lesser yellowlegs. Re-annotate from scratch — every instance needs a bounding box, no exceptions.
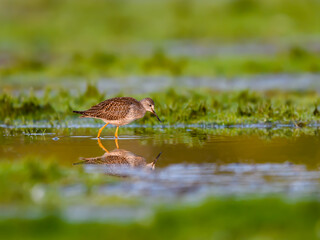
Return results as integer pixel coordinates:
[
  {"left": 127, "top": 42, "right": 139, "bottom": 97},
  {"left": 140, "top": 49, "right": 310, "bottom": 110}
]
[{"left": 73, "top": 97, "right": 161, "bottom": 138}]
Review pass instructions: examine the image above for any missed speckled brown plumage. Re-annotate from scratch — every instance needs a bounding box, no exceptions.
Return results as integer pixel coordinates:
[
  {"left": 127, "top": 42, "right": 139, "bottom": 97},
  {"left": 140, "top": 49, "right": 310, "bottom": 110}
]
[
  {"left": 73, "top": 96, "right": 161, "bottom": 138},
  {"left": 75, "top": 97, "right": 143, "bottom": 121}
]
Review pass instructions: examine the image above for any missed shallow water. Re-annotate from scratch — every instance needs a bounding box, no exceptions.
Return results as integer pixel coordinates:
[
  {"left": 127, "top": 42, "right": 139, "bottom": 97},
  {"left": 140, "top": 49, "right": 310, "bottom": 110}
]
[{"left": 1, "top": 127, "right": 320, "bottom": 200}]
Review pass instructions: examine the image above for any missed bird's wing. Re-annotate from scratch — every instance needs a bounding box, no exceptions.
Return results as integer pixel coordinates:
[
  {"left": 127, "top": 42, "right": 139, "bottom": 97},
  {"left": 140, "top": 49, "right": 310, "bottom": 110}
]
[
  {"left": 76, "top": 156, "right": 130, "bottom": 165},
  {"left": 83, "top": 97, "right": 139, "bottom": 120},
  {"left": 105, "top": 155, "right": 131, "bottom": 165}
]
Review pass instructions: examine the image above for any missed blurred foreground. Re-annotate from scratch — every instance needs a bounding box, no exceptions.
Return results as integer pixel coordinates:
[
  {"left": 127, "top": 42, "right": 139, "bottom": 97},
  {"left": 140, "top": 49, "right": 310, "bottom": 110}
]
[
  {"left": 1, "top": 128, "right": 320, "bottom": 239},
  {"left": 1, "top": 198, "right": 320, "bottom": 240}
]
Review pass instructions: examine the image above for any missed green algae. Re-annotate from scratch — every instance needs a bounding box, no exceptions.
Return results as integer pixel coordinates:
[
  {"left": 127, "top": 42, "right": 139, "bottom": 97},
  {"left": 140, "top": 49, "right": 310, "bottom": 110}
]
[{"left": 1, "top": 86, "right": 320, "bottom": 125}]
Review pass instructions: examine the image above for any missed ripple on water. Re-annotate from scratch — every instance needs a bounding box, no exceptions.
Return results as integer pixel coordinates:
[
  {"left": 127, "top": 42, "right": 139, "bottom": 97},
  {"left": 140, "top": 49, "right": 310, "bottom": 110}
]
[{"left": 77, "top": 162, "right": 320, "bottom": 199}]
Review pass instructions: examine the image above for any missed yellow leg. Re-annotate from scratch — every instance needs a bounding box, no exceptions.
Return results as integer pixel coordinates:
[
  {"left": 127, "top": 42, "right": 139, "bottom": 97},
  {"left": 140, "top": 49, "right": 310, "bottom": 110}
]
[
  {"left": 115, "top": 126, "right": 119, "bottom": 138},
  {"left": 115, "top": 138, "right": 119, "bottom": 149},
  {"left": 97, "top": 138, "right": 109, "bottom": 153},
  {"left": 97, "top": 123, "right": 109, "bottom": 138}
]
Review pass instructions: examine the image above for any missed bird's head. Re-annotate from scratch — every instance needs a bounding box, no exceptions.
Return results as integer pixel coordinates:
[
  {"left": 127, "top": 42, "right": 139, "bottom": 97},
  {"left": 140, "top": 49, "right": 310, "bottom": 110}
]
[{"left": 140, "top": 98, "right": 161, "bottom": 122}]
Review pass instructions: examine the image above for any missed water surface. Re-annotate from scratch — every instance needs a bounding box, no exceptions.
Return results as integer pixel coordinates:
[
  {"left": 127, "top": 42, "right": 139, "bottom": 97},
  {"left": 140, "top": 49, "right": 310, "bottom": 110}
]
[{"left": 1, "top": 127, "right": 320, "bottom": 200}]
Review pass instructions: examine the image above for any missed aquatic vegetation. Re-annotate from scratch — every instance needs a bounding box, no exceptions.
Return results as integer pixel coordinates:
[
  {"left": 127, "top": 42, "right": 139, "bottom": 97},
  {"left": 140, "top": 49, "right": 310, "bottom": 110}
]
[
  {"left": 0, "top": 0, "right": 320, "bottom": 80},
  {"left": 0, "top": 156, "right": 117, "bottom": 205},
  {"left": 2, "top": 1, "right": 320, "bottom": 238},
  {"left": 1, "top": 0, "right": 319, "bottom": 46},
  {"left": 143, "top": 88, "right": 320, "bottom": 125},
  {"left": 1, "top": 86, "right": 320, "bottom": 125},
  {"left": 1, "top": 49, "right": 320, "bottom": 80},
  {"left": 0, "top": 197, "right": 320, "bottom": 240},
  {"left": 143, "top": 50, "right": 187, "bottom": 76},
  {"left": 0, "top": 93, "right": 54, "bottom": 124}
]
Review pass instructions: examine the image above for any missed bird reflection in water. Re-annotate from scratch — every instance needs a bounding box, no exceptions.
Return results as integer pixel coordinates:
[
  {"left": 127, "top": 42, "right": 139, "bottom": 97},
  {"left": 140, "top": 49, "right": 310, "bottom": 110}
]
[{"left": 74, "top": 138, "right": 162, "bottom": 176}]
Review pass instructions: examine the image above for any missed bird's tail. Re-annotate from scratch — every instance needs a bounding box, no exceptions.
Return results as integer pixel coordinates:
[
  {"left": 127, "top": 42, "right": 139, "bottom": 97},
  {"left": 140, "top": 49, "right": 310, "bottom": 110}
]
[
  {"left": 73, "top": 110, "right": 89, "bottom": 118},
  {"left": 73, "top": 110, "right": 85, "bottom": 114}
]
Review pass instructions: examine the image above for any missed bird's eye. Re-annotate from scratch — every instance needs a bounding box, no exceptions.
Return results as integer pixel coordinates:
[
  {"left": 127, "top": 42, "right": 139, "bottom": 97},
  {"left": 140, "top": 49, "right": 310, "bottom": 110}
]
[{"left": 149, "top": 105, "right": 152, "bottom": 107}]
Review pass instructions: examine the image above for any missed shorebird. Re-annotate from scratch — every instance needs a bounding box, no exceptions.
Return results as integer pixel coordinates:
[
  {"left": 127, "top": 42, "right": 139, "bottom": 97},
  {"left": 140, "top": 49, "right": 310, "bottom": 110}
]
[{"left": 73, "top": 97, "right": 161, "bottom": 138}]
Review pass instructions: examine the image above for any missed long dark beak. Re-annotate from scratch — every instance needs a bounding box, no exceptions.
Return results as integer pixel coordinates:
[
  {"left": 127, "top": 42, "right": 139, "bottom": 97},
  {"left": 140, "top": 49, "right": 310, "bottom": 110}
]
[
  {"left": 149, "top": 152, "right": 162, "bottom": 169},
  {"left": 152, "top": 110, "right": 162, "bottom": 122}
]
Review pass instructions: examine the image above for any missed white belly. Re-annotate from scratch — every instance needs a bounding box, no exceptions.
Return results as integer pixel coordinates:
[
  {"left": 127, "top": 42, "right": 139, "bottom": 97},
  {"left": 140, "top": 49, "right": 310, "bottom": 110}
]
[
  {"left": 100, "top": 106, "right": 146, "bottom": 126},
  {"left": 104, "top": 118, "right": 136, "bottom": 126}
]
